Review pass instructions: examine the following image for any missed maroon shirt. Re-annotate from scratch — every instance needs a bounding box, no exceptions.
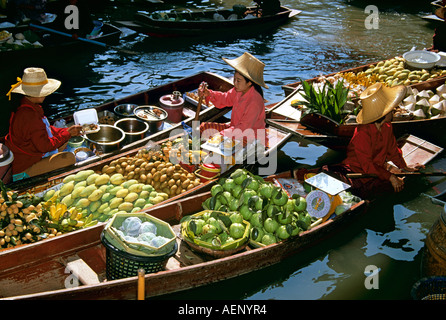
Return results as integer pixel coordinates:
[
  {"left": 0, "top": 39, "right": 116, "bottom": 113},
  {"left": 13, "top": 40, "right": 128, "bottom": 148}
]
[
  {"left": 341, "top": 122, "right": 407, "bottom": 181},
  {"left": 5, "top": 98, "right": 71, "bottom": 174}
]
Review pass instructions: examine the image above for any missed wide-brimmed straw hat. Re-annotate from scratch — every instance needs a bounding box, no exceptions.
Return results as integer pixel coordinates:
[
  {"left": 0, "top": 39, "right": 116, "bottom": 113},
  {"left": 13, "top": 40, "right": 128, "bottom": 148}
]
[
  {"left": 6, "top": 67, "right": 61, "bottom": 100},
  {"left": 356, "top": 83, "right": 406, "bottom": 124},
  {"left": 435, "top": 7, "right": 446, "bottom": 20},
  {"left": 222, "top": 52, "right": 268, "bottom": 89}
]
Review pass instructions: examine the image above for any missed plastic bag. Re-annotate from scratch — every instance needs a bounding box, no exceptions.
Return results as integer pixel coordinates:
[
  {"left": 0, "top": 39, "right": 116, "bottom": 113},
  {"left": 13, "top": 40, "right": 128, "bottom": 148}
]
[
  {"left": 150, "top": 236, "right": 169, "bottom": 248},
  {"left": 124, "top": 235, "right": 137, "bottom": 243},
  {"left": 137, "top": 232, "right": 156, "bottom": 243},
  {"left": 120, "top": 217, "right": 142, "bottom": 237},
  {"left": 139, "top": 221, "right": 157, "bottom": 235}
]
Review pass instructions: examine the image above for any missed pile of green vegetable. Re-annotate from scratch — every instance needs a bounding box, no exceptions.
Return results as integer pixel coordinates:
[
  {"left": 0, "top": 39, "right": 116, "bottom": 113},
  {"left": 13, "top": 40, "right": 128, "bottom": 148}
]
[{"left": 201, "top": 169, "right": 315, "bottom": 246}]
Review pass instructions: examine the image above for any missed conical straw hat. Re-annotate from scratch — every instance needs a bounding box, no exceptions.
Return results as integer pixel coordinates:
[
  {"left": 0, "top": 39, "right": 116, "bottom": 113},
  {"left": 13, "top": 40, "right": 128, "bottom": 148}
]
[
  {"left": 435, "top": 7, "right": 446, "bottom": 20},
  {"left": 356, "top": 83, "right": 406, "bottom": 124},
  {"left": 222, "top": 52, "right": 268, "bottom": 88},
  {"left": 7, "top": 67, "right": 61, "bottom": 100}
]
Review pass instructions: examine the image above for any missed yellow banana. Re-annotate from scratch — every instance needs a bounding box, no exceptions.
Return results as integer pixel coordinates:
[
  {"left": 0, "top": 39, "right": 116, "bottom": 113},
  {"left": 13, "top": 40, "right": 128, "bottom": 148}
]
[
  {"left": 69, "top": 208, "right": 79, "bottom": 220},
  {"left": 50, "top": 206, "right": 57, "bottom": 220},
  {"left": 83, "top": 213, "right": 93, "bottom": 225}
]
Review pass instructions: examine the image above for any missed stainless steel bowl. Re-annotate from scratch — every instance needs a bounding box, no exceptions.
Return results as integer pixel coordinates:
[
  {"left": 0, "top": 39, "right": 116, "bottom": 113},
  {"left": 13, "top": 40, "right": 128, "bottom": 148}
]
[
  {"left": 68, "top": 136, "right": 85, "bottom": 148},
  {"left": 114, "top": 104, "right": 138, "bottom": 118},
  {"left": 98, "top": 110, "right": 118, "bottom": 125},
  {"left": 114, "top": 118, "right": 149, "bottom": 144},
  {"left": 84, "top": 125, "right": 125, "bottom": 154},
  {"left": 134, "top": 105, "right": 168, "bottom": 133}
]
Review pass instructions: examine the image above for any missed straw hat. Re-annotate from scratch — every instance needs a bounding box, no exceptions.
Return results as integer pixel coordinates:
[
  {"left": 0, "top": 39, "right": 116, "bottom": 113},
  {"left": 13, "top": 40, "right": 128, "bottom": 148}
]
[
  {"left": 356, "top": 83, "right": 406, "bottom": 124},
  {"left": 222, "top": 52, "right": 268, "bottom": 88},
  {"left": 435, "top": 7, "right": 446, "bottom": 20},
  {"left": 6, "top": 67, "right": 61, "bottom": 100}
]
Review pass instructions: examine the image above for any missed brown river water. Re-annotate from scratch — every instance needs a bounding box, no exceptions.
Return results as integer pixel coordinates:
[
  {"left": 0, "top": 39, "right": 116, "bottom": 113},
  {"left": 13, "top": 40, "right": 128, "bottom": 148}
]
[{"left": 1, "top": 0, "right": 446, "bottom": 301}]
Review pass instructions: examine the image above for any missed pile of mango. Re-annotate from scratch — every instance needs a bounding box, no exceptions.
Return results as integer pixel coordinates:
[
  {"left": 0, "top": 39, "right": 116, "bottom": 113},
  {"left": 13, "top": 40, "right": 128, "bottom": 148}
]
[
  {"left": 43, "top": 169, "right": 169, "bottom": 223},
  {"left": 202, "top": 169, "right": 315, "bottom": 246},
  {"left": 341, "top": 56, "right": 446, "bottom": 88}
]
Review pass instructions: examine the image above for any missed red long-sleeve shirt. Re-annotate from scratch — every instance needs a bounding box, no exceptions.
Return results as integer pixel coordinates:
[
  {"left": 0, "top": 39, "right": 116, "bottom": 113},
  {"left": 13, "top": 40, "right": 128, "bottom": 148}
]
[
  {"left": 207, "top": 86, "right": 265, "bottom": 142},
  {"left": 341, "top": 122, "right": 407, "bottom": 181},
  {"left": 5, "top": 98, "right": 71, "bottom": 174}
]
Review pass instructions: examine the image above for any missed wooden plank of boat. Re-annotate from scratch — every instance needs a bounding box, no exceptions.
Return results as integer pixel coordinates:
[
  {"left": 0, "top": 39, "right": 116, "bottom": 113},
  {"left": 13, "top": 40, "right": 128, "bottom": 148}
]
[
  {"left": 6, "top": 71, "right": 234, "bottom": 191},
  {"left": 0, "top": 133, "right": 437, "bottom": 300},
  {"left": 116, "top": 6, "right": 301, "bottom": 38},
  {"left": 267, "top": 68, "right": 446, "bottom": 150}
]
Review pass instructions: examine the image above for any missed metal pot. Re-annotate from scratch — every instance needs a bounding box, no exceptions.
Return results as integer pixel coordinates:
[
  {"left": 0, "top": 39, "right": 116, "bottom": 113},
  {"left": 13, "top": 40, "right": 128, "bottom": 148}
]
[
  {"left": 114, "top": 104, "right": 138, "bottom": 118},
  {"left": 134, "top": 105, "right": 168, "bottom": 133},
  {"left": 114, "top": 118, "right": 149, "bottom": 144},
  {"left": 84, "top": 125, "right": 125, "bottom": 154}
]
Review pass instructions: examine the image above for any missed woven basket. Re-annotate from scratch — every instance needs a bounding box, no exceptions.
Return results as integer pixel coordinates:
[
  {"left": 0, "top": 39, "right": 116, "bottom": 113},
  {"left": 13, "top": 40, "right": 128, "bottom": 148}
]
[
  {"left": 180, "top": 210, "right": 250, "bottom": 258},
  {"left": 103, "top": 212, "right": 176, "bottom": 257},
  {"left": 183, "top": 238, "right": 247, "bottom": 258},
  {"left": 101, "top": 232, "right": 177, "bottom": 280},
  {"left": 411, "top": 276, "right": 446, "bottom": 300}
]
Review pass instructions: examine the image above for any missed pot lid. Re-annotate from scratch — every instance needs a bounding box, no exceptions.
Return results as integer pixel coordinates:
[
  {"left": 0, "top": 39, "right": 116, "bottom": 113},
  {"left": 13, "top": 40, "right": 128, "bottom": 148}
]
[{"left": 201, "top": 163, "right": 221, "bottom": 171}]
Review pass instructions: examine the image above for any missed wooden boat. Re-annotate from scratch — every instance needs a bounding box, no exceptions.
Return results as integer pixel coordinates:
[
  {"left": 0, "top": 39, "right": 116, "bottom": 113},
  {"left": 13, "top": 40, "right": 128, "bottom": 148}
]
[
  {"left": 115, "top": 6, "right": 301, "bottom": 38},
  {"left": 0, "top": 177, "right": 366, "bottom": 300},
  {"left": 6, "top": 71, "right": 234, "bottom": 190},
  {"left": 0, "top": 22, "right": 122, "bottom": 58},
  {"left": 421, "top": 0, "right": 444, "bottom": 26},
  {"left": 1, "top": 122, "right": 290, "bottom": 253},
  {"left": 268, "top": 63, "right": 446, "bottom": 150},
  {"left": 13, "top": 122, "right": 290, "bottom": 195},
  {"left": 281, "top": 58, "right": 446, "bottom": 97},
  {"left": 0, "top": 133, "right": 439, "bottom": 300}
]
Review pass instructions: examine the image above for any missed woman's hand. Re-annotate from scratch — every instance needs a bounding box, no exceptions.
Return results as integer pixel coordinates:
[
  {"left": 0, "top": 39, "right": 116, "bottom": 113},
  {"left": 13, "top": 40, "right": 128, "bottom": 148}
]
[
  {"left": 389, "top": 174, "right": 405, "bottom": 192},
  {"left": 403, "top": 163, "right": 425, "bottom": 172},
  {"left": 67, "top": 125, "right": 83, "bottom": 137},
  {"left": 197, "top": 82, "right": 210, "bottom": 99}
]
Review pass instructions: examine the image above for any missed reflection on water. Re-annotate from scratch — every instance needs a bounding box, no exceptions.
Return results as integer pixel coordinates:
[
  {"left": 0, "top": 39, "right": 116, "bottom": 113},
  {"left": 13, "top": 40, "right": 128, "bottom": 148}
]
[{"left": 364, "top": 205, "right": 426, "bottom": 261}]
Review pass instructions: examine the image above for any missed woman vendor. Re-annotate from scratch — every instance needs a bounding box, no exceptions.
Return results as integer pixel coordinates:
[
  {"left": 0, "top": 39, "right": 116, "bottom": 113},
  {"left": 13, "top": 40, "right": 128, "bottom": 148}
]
[
  {"left": 295, "top": 83, "right": 423, "bottom": 200},
  {"left": 5, "top": 67, "right": 83, "bottom": 179},
  {"left": 198, "top": 51, "right": 267, "bottom": 146},
  {"left": 428, "top": 6, "right": 446, "bottom": 52}
]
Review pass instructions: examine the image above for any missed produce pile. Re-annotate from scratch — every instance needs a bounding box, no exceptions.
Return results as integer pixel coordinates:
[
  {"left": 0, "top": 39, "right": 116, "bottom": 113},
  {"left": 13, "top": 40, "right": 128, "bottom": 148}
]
[
  {"left": 115, "top": 217, "right": 171, "bottom": 249},
  {"left": 100, "top": 141, "right": 203, "bottom": 197},
  {"left": 182, "top": 209, "right": 250, "bottom": 253},
  {"left": 0, "top": 30, "right": 43, "bottom": 52},
  {"left": 42, "top": 169, "right": 169, "bottom": 223},
  {"left": 308, "top": 56, "right": 446, "bottom": 100},
  {"left": 353, "top": 57, "right": 446, "bottom": 87},
  {"left": 0, "top": 183, "right": 95, "bottom": 249},
  {"left": 0, "top": 137, "right": 207, "bottom": 250},
  {"left": 394, "top": 84, "right": 446, "bottom": 119},
  {"left": 200, "top": 169, "right": 316, "bottom": 247}
]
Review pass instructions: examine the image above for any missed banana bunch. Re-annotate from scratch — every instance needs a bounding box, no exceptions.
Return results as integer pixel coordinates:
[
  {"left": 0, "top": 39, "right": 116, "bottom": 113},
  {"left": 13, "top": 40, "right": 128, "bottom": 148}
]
[{"left": 43, "top": 201, "right": 97, "bottom": 233}]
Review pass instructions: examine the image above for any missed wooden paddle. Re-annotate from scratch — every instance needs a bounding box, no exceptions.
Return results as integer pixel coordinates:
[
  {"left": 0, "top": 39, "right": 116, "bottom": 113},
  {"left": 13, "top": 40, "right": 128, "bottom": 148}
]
[
  {"left": 346, "top": 171, "right": 446, "bottom": 178},
  {"left": 195, "top": 82, "right": 208, "bottom": 121},
  {"left": 29, "top": 23, "right": 139, "bottom": 55}
]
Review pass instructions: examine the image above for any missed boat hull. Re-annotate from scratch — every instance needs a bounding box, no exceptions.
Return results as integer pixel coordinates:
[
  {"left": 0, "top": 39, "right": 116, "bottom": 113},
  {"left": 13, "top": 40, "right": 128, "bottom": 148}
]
[{"left": 118, "top": 6, "right": 300, "bottom": 38}]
